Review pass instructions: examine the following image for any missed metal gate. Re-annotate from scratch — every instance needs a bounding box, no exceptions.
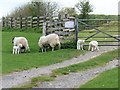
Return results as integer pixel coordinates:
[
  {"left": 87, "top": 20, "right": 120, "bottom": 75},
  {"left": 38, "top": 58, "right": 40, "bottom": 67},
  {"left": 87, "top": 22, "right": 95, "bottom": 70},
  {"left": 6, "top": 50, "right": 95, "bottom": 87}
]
[{"left": 75, "top": 18, "right": 120, "bottom": 46}]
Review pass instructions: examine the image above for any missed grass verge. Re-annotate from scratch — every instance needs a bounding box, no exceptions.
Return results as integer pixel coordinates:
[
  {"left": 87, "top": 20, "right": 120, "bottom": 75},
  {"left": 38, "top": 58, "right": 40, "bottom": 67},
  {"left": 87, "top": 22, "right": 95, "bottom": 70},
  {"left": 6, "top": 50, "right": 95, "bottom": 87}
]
[
  {"left": 18, "top": 76, "right": 55, "bottom": 88},
  {"left": 80, "top": 67, "right": 118, "bottom": 88}
]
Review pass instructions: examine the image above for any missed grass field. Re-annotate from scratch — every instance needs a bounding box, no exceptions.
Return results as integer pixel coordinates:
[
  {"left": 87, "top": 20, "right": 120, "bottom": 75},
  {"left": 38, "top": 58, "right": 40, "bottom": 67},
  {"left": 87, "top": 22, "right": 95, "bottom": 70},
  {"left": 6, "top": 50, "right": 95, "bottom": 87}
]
[
  {"left": 2, "top": 31, "right": 86, "bottom": 74},
  {"left": 80, "top": 67, "right": 118, "bottom": 88}
]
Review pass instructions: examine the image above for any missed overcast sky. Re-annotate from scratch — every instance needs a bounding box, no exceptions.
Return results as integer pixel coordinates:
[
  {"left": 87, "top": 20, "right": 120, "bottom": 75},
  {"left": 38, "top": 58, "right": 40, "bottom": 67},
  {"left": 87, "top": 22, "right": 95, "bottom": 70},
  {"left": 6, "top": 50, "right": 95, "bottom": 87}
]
[{"left": 0, "top": 0, "right": 119, "bottom": 18}]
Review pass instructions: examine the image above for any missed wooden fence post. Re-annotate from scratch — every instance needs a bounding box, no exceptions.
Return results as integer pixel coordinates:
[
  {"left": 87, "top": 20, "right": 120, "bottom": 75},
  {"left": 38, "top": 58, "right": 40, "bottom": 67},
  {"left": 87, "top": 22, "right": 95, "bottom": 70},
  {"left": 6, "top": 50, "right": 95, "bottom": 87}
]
[
  {"left": 42, "top": 16, "right": 46, "bottom": 36},
  {"left": 10, "top": 17, "right": 13, "bottom": 28},
  {"left": 31, "top": 16, "right": 33, "bottom": 28},
  {"left": 14, "top": 17, "right": 16, "bottom": 28},
  {"left": 75, "top": 18, "right": 78, "bottom": 45},
  {"left": 19, "top": 15, "right": 22, "bottom": 29},
  {"left": 2, "top": 17, "right": 5, "bottom": 27},
  {"left": 5, "top": 17, "right": 8, "bottom": 27},
  {"left": 37, "top": 15, "right": 39, "bottom": 28},
  {"left": 25, "top": 17, "right": 27, "bottom": 29}
]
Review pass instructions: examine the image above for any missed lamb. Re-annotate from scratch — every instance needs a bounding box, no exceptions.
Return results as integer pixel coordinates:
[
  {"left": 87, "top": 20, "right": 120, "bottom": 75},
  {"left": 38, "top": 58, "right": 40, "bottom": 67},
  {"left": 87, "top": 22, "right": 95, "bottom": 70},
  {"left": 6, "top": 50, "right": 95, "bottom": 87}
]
[
  {"left": 13, "top": 44, "right": 22, "bottom": 54},
  {"left": 38, "top": 33, "right": 61, "bottom": 52},
  {"left": 88, "top": 40, "right": 99, "bottom": 51},
  {"left": 12, "top": 37, "right": 30, "bottom": 52},
  {"left": 77, "top": 39, "right": 85, "bottom": 50}
]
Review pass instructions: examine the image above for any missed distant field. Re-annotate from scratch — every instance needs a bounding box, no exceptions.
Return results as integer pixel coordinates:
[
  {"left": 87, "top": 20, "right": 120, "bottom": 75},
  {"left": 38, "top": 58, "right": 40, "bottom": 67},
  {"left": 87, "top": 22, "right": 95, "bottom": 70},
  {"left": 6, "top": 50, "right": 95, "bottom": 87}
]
[{"left": 2, "top": 31, "right": 85, "bottom": 74}]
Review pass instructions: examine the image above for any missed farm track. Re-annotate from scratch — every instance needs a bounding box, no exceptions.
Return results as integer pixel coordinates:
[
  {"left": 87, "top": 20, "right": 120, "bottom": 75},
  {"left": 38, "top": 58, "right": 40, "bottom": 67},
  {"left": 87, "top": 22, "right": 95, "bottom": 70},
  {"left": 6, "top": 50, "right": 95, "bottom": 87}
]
[
  {"left": 1, "top": 46, "right": 118, "bottom": 88},
  {"left": 37, "top": 59, "right": 118, "bottom": 88}
]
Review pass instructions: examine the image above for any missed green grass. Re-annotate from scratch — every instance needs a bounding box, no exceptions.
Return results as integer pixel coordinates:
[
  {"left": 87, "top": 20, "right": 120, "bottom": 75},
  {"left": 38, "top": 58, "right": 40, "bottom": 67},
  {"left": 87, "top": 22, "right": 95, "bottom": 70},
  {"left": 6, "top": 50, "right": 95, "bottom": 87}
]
[
  {"left": 32, "top": 76, "right": 55, "bottom": 83},
  {"left": 52, "top": 49, "right": 118, "bottom": 75},
  {"left": 2, "top": 27, "right": 42, "bottom": 33},
  {"left": 2, "top": 31, "right": 86, "bottom": 74},
  {"left": 17, "top": 76, "right": 55, "bottom": 88},
  {"left": 80, "top": 67, "right": 118, "bottom": 88}
]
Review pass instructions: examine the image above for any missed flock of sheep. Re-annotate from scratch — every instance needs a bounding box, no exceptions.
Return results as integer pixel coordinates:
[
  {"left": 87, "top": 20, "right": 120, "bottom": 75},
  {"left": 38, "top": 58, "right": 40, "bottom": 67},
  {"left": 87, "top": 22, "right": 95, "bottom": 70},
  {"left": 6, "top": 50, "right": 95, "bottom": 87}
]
[{"left": 12, "top": 33, "right": 99, "bottom": 54}]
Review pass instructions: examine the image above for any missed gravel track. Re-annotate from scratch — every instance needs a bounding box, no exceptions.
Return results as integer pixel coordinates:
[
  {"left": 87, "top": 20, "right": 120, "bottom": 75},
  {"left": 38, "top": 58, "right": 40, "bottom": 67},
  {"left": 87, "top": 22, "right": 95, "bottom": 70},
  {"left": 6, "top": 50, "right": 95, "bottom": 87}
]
[
  {"left": 1, "top": 46, "right": 118, "bottom": 88},
  {"left": 37, "top": 60, "right": 118, "bottom": 88}
]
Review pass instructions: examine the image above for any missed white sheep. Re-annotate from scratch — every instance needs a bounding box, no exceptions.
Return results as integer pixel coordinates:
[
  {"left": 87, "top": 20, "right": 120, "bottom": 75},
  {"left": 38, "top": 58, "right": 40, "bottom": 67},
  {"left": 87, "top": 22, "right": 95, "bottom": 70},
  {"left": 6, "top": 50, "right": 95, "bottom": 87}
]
[
  {"left": 88, "top": 40, "right": 99, "bottom": 51},
  {"left": 13, "top": 44, "right": 22, "bottom": 54},
  {"left": 77, "top": 39, "right": 85, "bottom": 50},
  {"left": 12, "top": 37, "right": 30, "bottom": 52},
  {"left": 38, "top": 33, "right": 61, "bottom": 52}
]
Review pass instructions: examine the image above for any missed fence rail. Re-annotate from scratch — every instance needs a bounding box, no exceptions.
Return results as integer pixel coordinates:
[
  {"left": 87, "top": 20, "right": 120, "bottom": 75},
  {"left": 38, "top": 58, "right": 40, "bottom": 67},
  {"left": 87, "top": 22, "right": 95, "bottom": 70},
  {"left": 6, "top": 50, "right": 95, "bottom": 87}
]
[
  {"left": 2, "top": 16, "right": 47, "bottom": 28},
  {"left": 2, "top": 16, "right": 76, "bottom": 29}
]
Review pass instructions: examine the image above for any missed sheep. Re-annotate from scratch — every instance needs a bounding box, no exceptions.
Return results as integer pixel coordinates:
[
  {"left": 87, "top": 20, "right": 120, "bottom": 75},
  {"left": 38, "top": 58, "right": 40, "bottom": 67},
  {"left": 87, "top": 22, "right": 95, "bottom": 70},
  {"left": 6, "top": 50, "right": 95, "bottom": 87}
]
[
  {"left": 77, "top": 39, "right": 85, "bottom": 50},
  {"left": 13, "top": 44, "right": 23, "bottom": 54},
  {"left": 12, "top": 37, "right": 30, "bottom": 52},
  {"left": 38, "top": 33, "right": 61, "bottom": 52},
  {"left": 88, "top": 40, "right": 99, "bottom": 51}
]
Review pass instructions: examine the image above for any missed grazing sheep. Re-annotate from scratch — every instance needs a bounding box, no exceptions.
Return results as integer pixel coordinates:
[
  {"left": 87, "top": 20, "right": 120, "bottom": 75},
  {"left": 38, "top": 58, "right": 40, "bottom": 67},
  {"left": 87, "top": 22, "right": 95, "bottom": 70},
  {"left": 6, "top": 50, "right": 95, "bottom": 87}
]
[
  {"left": 13, "top": 44, "right": 22, "bottom": 54},
  {"left": 12, "top": 37, "right": 30, "bottom": 52},
  {"left": 88, "top": 40, "right": 99, "bottom": 51},
  {"left": 38, "top": 33, "right": 61, "bottom": 52},
  {"left": 77, "top": 39, "right": 85, "bottom": 50}
]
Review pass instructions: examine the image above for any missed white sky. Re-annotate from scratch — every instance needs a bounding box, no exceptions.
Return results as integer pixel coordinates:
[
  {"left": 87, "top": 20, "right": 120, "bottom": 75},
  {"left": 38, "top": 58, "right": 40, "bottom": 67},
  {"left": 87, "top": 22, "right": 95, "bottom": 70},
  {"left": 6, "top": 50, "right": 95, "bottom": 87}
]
[{"left": 0, "top": 0, "right": 119, "bottom": 18}]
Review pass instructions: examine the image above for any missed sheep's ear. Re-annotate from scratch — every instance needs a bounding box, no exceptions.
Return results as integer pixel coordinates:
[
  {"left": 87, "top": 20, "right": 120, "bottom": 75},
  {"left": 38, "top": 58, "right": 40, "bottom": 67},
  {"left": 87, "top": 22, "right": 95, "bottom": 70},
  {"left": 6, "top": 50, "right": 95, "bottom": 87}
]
[{"left": 12, "top": 37, "right": 15, "bottom": 43}]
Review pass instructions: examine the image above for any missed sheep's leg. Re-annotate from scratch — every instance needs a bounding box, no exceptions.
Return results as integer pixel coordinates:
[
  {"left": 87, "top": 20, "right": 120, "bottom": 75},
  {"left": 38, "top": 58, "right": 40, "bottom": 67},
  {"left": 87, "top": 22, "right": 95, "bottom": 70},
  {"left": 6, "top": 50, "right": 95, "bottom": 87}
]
[
  {"left": 13, "top": 49, "right": 15, "bottom": 54},
  {"left": 44, "top": 48, "right": 46, "bottom": 52},
  {"left": 41, "top": 48, "right": 44, "bottom": 52},
  {"left": 52, "top": 47, "right": 54, "bottom": 51},
  {"left": 81, "top": 44, "right": 84, "bottom": 50},
  {"left": 77, "top": 43, "right": 80, "bottom": 50},
  {"left": 58, "top": 42, "right": 61, "bottom": 50},
  {"left": 91, "top": 47, "right": 94, "bottom": 52},
  {"left": 15, "top": 49, "right": 17, "bottom": 54},
  {"left": 18, "top": 49, "right": 19, "bottom": 54},
  {"left": 96, "top": 46, "right": 99, "bottom": 51},
  {"left": 26, "top": 43, "right": 30, "bottom": 52},
  {"left": 50, "top": 43, "right": 54, "bottom": 51},
  {"left": 27, "top": 46, "right": 30, "bottom": 52},
  {"left": 88, "top": 45, "right": 91, "bottom": 51}
]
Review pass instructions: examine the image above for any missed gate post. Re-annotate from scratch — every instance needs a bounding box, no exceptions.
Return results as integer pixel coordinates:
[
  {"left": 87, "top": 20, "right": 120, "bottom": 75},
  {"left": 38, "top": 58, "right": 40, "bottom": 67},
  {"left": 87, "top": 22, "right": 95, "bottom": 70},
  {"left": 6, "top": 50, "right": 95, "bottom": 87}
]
[
  {"left": 75, "top": 18, "right": 78, "bottom": 46},
  {"left": 42, "top": 16, "right": 46, "bottom": 36}
]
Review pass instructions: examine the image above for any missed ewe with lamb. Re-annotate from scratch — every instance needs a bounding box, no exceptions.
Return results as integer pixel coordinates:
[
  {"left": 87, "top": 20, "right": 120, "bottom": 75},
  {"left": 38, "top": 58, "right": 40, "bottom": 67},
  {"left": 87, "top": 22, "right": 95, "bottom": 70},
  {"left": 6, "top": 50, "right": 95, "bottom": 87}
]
[{"left": 12, "top": 37, "right": 30, "bottom": 53}]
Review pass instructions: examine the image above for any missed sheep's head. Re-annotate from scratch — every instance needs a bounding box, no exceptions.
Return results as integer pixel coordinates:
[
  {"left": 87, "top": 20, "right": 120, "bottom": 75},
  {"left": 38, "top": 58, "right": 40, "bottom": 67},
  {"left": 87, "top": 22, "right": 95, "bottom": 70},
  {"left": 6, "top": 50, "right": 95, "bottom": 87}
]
[
  {"left": 18, "top": 44, "right": 23, "bottom": 48},
  {"left": 12, "top": 37, "right": 15, "bottom": 43}
]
